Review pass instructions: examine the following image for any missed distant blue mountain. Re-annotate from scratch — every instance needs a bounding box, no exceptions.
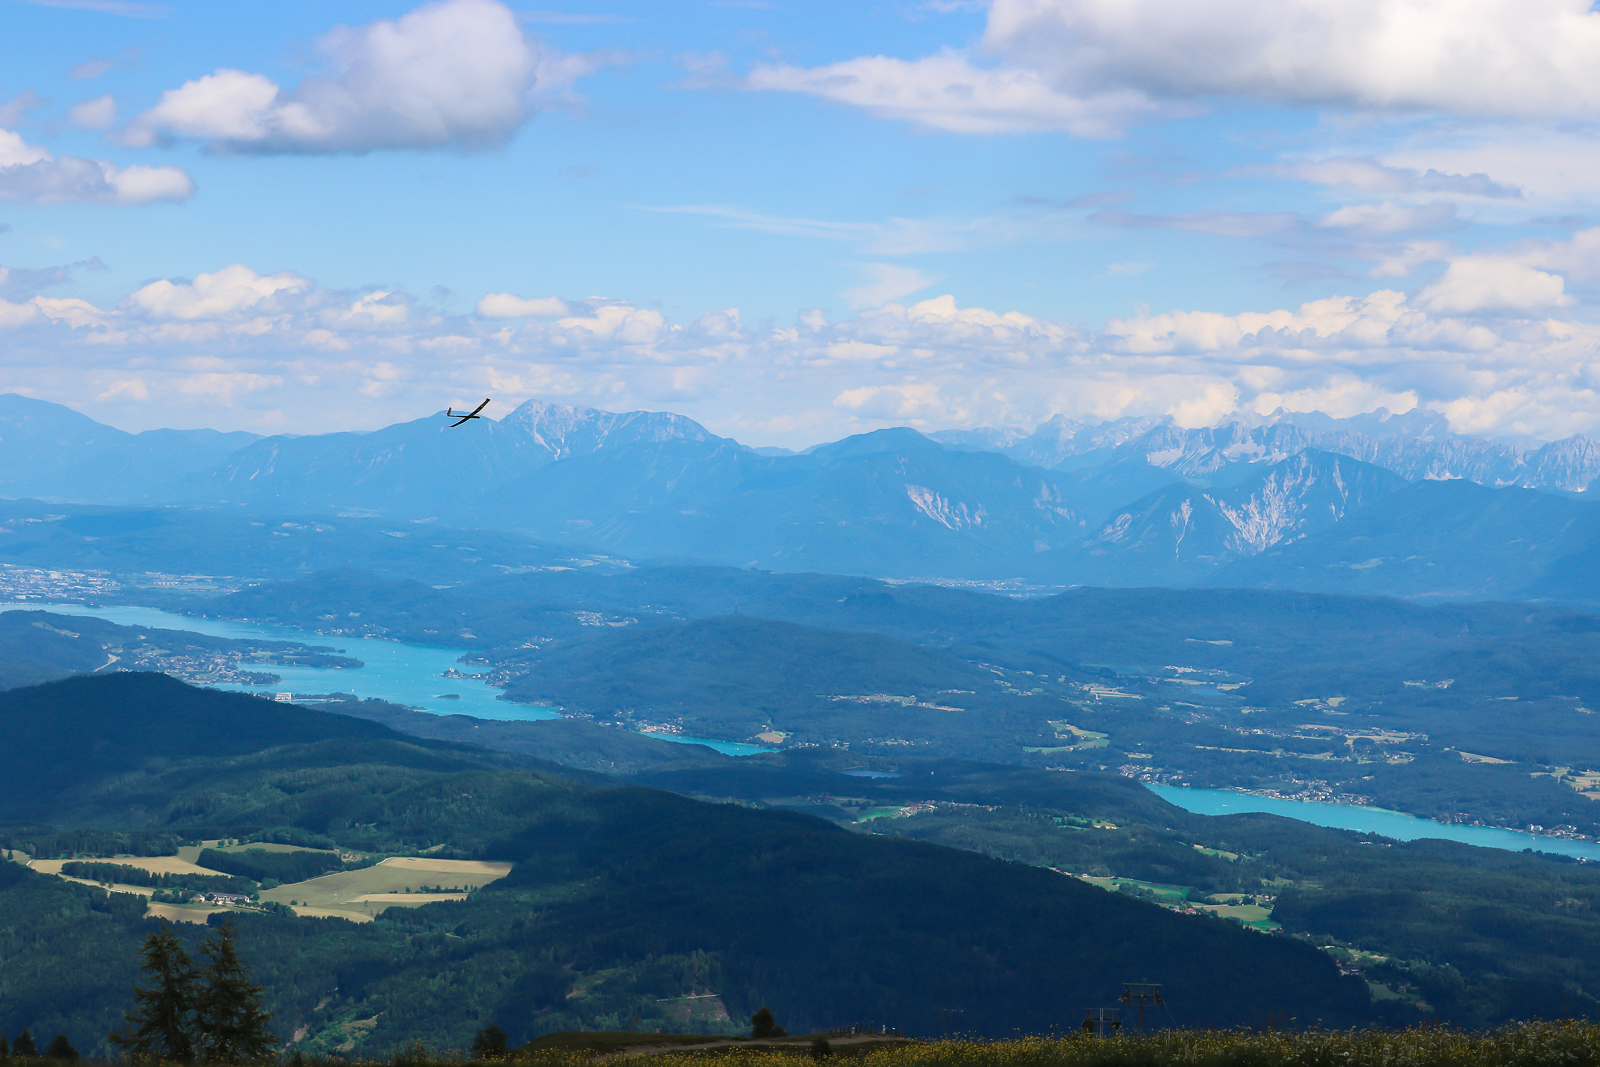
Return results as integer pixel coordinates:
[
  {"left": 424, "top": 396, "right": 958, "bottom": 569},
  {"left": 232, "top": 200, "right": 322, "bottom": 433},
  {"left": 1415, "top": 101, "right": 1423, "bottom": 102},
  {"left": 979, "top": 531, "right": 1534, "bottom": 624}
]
[
  {"left": 1209, "top": 478, "right": 1600, "bottom": 609},
  {"left": 191, "top": 412, "right": 549, "bottom": 514},
  {"left": 475, "top": 427, "right": 1088, "bottom": 578},
  {"left": 1057, "top": 450, "right": 1410, "bottom": 585},
  {"left": 9, "top": 394, "right": 1600, "bottom": 603},
  {"left": 181, "top": 399, "right": 726, "bottom": 514},
  {"left": 0, "top": 393, "right": 260, "bottom": 503},
  {"left": 969, "top": 407, "right": 1600, "bottom": 494}
]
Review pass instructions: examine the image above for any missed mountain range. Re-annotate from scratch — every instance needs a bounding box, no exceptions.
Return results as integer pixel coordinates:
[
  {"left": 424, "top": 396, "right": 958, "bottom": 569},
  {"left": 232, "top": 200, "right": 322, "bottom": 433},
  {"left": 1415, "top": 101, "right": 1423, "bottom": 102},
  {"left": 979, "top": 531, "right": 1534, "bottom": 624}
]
[
  {"left": 0, "top": 394, "right": 259, "bottom": 502},
  {"left": 938, "top": 407, "right": 1600, "bottom": 494},
  {"left": 3, "top": 392, "right": 1599, "bottom": 603}
]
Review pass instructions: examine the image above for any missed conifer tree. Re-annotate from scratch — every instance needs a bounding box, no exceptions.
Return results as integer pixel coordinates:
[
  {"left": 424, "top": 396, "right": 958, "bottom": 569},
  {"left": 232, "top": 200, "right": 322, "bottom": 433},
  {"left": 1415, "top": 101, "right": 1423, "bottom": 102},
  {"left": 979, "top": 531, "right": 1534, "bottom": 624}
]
[
  {"left": 192, "top": 922, "right": 276, "bottom": 1063},
  {"left": 470, "top": 1025, "right": 508, "bottom": 1060},
  {"left": 109, "top": 922, "right": 198, "bottom": 1062},
  {"left": 43, "top": 1035, "right": 76, "bottom": 1061},
  {"left": 1, "top": 1031, "right": 10, "bottom": 1058},
  {"left": 12, "top": 1032, "right": 35, "bottom": 1058},
  {"left": 751, "top": 1006, "right": 786, "bottom": 1039}
]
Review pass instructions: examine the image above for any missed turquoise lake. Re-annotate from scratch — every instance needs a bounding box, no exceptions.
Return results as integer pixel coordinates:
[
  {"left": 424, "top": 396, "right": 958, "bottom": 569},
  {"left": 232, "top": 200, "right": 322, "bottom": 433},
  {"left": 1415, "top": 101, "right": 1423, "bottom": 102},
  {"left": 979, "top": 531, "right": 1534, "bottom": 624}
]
[
  {"left": 0, "top": 602, "right": 774, "bottom": 755},
  {"left": 1147, "top": 783, "right": 1600, "bottom": 862}
]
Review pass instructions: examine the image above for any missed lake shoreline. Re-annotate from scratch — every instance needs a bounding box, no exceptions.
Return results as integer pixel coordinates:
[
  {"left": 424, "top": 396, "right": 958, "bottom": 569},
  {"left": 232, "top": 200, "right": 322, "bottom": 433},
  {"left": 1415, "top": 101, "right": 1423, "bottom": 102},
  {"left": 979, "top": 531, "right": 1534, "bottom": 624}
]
[{"left": 1147, "top": 782, "right": 1600, "bottom": 862}]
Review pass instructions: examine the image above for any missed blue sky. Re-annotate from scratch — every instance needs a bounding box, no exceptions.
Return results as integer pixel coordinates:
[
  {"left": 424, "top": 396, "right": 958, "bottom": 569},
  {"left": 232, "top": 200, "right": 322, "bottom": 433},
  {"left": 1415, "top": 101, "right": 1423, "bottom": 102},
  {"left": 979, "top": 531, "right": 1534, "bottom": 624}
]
[{"left": 3, "top": 0, "right": 1600, "bottom": 446}]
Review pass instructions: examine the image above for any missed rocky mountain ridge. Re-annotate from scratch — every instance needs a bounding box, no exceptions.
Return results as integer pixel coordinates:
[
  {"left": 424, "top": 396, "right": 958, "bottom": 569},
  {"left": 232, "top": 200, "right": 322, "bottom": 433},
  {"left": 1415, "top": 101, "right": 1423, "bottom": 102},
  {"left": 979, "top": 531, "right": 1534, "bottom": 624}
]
[
  {"left": 1064, "top": 450, "right": 1411, "bottom": 585},
  {"left": 950, "top": 408, "right": 1600, "bottom": 494},
  {"left": 6, "top": 394, "right": 1600, "bottom": 599}
]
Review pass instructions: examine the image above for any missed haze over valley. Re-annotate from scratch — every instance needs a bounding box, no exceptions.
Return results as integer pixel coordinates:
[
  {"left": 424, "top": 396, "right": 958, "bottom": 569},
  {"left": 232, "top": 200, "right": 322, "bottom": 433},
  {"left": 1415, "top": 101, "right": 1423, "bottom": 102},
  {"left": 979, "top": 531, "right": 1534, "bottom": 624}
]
[{"left": 10, "top": 0, "right": 1600, "bottom": 1059}]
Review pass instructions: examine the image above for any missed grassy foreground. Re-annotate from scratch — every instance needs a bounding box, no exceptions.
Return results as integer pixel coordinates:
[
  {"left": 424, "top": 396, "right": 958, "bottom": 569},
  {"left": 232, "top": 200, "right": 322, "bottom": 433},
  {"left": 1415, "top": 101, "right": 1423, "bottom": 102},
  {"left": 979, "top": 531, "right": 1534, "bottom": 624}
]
[
  {"left": 575, "top": 1026, "right": 1600, "bottom": 1067},
  {"left": 13, "top": 1024, "right": 1600, "bottom": 1067},
  {"left": 514, "top": 1025, "right": 1600, "bottom": 1067}
]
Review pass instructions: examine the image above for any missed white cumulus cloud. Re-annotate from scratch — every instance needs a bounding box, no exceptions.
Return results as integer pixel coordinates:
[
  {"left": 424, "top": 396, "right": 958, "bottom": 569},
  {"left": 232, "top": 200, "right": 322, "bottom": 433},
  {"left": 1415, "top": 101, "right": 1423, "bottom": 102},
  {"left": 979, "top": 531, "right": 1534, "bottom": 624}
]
[
  {"left": 754, "top": 0, "right": 1600, "bottom": 137},
  {"left": 8, "top": 243, "right": 1600, "bottom": 445},
  {"left": 1417, "top": 258, "right": 1575, "bottom": 314},
  {"left": 476, "top": 292, "right": 570, "bottom": 318},
  {"left": 0, "top": 127, "right": 192, "bottom": 204},
  {"left": 126, "top": 0, "right": 588, "bottom": 154},
  {"left": 126, "top": 264, "right": 313, "bottom": 320},
  {"left": 986, "top": 0, "right": 1600, "bottom": 117}
]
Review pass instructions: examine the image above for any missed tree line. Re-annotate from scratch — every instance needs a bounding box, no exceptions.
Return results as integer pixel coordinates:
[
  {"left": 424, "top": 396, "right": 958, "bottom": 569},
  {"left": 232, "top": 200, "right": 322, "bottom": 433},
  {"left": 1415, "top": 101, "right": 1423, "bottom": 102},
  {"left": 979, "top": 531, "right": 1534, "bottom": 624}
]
[{"left": 108, "top": 921, "right": 275, "bottom": 1064}]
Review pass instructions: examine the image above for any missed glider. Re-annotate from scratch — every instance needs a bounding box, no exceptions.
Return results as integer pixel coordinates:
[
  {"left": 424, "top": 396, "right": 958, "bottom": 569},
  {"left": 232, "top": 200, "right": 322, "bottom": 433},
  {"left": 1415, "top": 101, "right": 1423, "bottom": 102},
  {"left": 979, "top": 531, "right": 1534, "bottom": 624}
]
[{"left": 445, "top": 398, "right": 491, "bottom": 427}]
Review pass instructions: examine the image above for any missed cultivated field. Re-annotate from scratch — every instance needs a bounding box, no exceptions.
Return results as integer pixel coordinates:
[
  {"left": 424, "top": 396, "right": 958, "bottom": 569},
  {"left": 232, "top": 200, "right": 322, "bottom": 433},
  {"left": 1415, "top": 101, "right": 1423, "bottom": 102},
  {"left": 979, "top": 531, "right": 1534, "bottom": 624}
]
[
  {"left": 28, "top": 855, "right": 215, "bottom": 877},
  {"left": 145, "top": 902, "right": 229, "bottom": 925},
  {"left": 260, "top": 856, "right": 512, "bottom": 920},
  {"left": 378, "top": 857, "right": 512, "bottom": 875}
]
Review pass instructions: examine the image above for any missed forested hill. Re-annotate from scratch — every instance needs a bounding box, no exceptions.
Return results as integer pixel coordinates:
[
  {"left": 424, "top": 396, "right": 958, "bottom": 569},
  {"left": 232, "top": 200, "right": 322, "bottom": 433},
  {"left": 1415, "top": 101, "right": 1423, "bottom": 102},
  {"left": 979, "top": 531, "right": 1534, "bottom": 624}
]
[
  {"left": 0, "top": 673, "right": 404, "bottom": 822},
  {"left": 0, "top": 672, "right": 1373, "bottom": 1049}
]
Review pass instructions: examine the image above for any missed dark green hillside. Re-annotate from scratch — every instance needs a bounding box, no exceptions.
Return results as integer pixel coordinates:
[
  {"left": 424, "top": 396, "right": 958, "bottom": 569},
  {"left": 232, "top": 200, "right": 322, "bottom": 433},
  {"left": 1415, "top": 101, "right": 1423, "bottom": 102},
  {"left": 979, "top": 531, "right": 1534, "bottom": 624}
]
[
  {"left": 327, "top": 698, "right": 735, "bottom": 775},
  {"left": 0, "top": 611, "right": 129, "bottom": 689},
  {"left": 0, "top": 854, "right": 150, "bottom": 1050},
  {"left": 202, "top": 563, "right": 1013, "bottom": 645},
  {"left": 858, "top": 800, "right": 1600, "bottom": 1027},
  {"left": 0, "top": 674, "right": 1373, "bottom": 1051},
  {"left": 632, "top": 749, "right": 1185, "bottom": 827},
  {"left": 458, "top": 563, "right": 1014, "bottom": 640},
  {"left": 502, "top": 615, "right": 984, "bottom": 709},
  {"left": 85, "top": 747, "right": 604, "bottom": 854},
  {"left": 628, "top": 742, "right": 1600, "bottom": 1029},
  {"left": 5, "top": 763, "right": 1369, "bottom": 1040},
  {"left": 480, "top": 786, "right": 1366, "bottom": 1037},
  {"left": 0, "top": 608, "right": 355, "bottom": 692},
  {"left": 0, "top": 673, "right": 400, "bottom": 821},
  {"left": 483, "top": 587, "right": 1600, "bottom": 814},
  {"left": 495, "top": 615, "right": 1046, "bottom": 749}
]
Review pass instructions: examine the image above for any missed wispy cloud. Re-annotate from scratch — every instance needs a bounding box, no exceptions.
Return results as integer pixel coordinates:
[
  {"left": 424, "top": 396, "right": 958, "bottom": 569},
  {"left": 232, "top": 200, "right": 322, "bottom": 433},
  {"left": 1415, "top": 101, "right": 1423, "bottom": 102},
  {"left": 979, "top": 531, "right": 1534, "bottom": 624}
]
[
  {"left": 844, "top": 263, "right": 933, "bottom": 308},
  {"left": 69, "top": 44, "right": 144, "bottom": 82},
  {"left": 0, "top": 257, "right": 105, "bottom": 301},
  {"left": 641, "top": 203, "right": 876, "bottom": 242},
  {"left": 1091, "top": 209, "right": 1303, "bottom": 237},
  {"left": 639, "top": 202, "right": 1079, "bottom": 255},
  {"left": 67, "top": 95, "right": 117, "bottom": 130},
  {"left": 1264, "top": 158, "right": 1522, "bottom": 199},
  {"left": 517, "top": 9, "right": 633, "bottom": 24},
  {"left": 747, "top": 49, "right": 1172, "bottom": 136},
  {"left": 25, "top": 0, "right": 169, "bottom": 17},
  {"left": 0, "top": 92, "right": 46, "bottom": 127}
]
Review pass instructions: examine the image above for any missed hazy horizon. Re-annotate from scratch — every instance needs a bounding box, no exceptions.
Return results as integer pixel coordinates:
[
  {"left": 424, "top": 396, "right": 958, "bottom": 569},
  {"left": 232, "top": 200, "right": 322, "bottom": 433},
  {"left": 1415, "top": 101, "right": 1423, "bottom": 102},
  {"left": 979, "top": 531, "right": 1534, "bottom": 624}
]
[{"left": 5, "top": 0, "right": 1600, "bottom": 446}]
